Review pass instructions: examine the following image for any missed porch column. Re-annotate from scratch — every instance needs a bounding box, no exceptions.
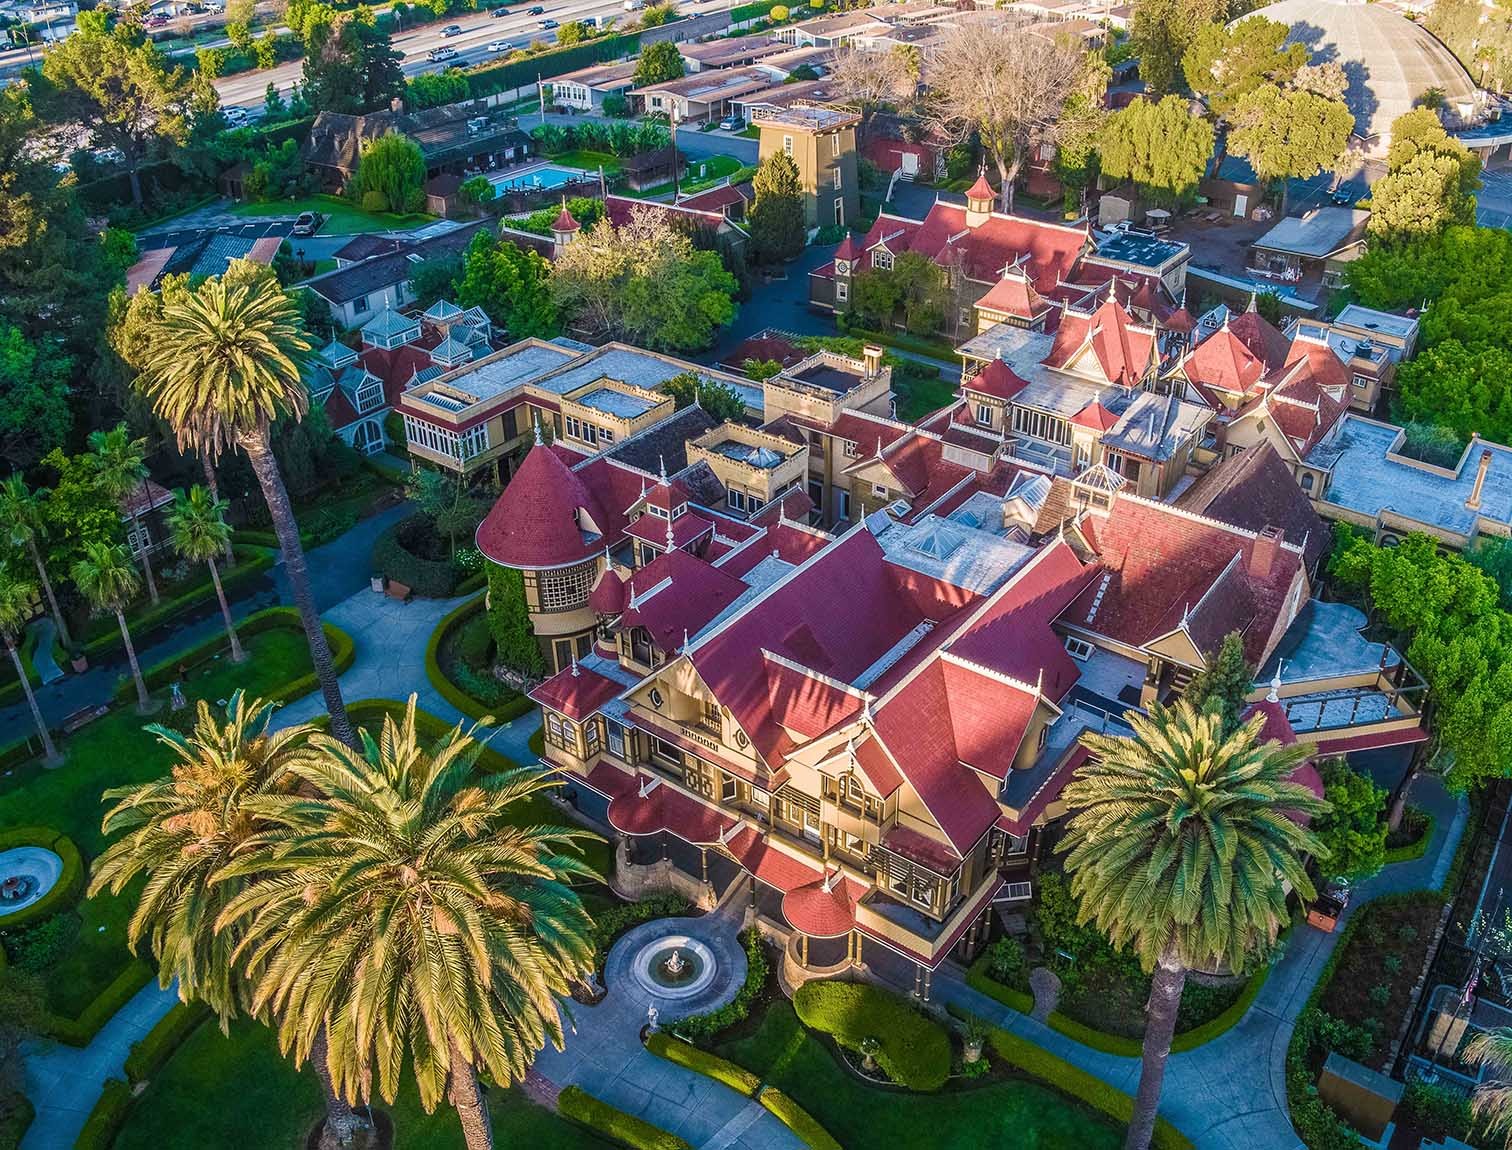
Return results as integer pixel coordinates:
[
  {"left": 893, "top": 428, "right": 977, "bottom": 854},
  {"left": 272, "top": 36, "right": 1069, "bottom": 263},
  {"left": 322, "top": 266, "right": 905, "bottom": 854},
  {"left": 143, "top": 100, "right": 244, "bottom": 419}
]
[
  {"left": 913, "top": 965, "right": 923, "bottom": 998},
  {"left": 922, "top": 967, "right": 932, "bottom": 1003},
  {"left": 801, "top": 934, "right": 809, "bottom": 967},
  {"left": 853, "top": 932, "right": 862, "bottom": 968},
  {"left": 700, "top": 847, "right": 708, "bottom": 885}
]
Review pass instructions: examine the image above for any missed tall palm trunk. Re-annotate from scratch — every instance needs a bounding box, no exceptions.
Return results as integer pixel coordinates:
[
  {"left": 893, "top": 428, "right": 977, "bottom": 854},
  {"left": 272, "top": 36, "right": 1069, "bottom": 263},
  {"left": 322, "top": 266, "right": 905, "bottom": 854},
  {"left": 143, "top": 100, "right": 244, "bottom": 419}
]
[
  {"left": 116, "top": 608, "right": 150, "bottom": 713},
  {"left": 6, "top": 633, "right": 59, "bottom": 766},
  {"left": 1125, "top": 951, "right": 1186, "bottom": 1150},
  {"left": 239, "top": 423, "right": 354, "bottom": 748},
  {"left": 310, "top": 1027, "right": 366, "bottom": 1148},
  {"left": 448, "top": 1038, "right": 493, "bottom": 1150},
  {"left": 27, "top": 539, "right": 71, "bottom": 651},
  {"left": 206, "top": 558, "right": 245, "bottom": 663},
  {"left": 132, "top": 484, "right": 161, "bottom": 605},
  {"left": 201, "top": 453, "right": 235, "bottom": 565}
]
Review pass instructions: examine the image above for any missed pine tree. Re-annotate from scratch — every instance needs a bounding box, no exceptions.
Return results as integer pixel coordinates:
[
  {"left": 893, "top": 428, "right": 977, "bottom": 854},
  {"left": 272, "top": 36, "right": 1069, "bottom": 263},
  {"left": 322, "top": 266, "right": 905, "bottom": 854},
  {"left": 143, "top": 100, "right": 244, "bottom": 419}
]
[
  {"left": 1183, "top": 630, "right": 1254, "bottom": 734},
  {"left": 748, "top": 152, "right": 807, "bottom": 266}
]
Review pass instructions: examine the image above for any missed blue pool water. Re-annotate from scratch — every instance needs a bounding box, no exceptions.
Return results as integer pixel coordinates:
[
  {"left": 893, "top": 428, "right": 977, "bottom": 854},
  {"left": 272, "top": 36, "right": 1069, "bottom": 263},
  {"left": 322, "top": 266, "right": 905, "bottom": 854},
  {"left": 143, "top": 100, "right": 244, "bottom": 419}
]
[{"left": 489, "top": 165, "right": 584, "bottom": 193}]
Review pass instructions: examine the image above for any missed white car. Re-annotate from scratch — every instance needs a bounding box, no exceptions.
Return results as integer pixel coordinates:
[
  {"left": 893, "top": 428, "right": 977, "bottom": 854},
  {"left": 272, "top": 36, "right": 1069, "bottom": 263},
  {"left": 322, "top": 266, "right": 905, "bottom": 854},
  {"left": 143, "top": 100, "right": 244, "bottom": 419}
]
[
  {"left": 487, "top": 39, "right": 509, "bottom": 51},
  {"left": 223, "top": 106, "right": 248, "bottom": 124}
]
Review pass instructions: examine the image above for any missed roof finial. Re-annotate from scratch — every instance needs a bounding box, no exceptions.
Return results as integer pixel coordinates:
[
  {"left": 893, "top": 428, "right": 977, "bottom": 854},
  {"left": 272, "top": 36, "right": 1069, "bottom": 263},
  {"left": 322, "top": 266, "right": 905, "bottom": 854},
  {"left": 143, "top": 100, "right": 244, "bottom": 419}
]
[
  {"left": 570, "top": 655, "right": 580, "bottom": 678},
  {"left": 682, "top": 628, "right": 690, "bottom": 653},
  {"left": 658, "top": 455, "right": 668, "bottom": 485},
  {"left": 665, "top": 513, "right": 675, "bottom": 550},
  {"left": 533, "top": 416, "right": 543, "bottom": 447},
  {"left": 1267, "top": 663, "right": 1282, "bottom": 703}
]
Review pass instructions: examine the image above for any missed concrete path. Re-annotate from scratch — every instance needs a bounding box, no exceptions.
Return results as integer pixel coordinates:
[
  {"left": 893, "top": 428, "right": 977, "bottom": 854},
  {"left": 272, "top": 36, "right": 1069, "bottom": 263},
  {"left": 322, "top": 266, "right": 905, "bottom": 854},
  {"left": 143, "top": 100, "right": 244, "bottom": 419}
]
[
  {"left": 27, "top": 620, "right": 62, "bottom": 686},
  {"left": 933, "top": 774, "right": 1469, "bottom": 1150}
]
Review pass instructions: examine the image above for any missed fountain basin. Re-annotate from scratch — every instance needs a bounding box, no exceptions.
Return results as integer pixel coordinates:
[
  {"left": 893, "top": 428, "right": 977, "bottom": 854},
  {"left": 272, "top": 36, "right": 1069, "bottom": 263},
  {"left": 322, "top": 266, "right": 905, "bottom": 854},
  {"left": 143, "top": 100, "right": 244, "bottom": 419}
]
[
  {"left": 0, "top": 847, "right": 63, "bottom": 916},
  {"left": 631, "top": 935, "right": 718, "bottom": 1000}
]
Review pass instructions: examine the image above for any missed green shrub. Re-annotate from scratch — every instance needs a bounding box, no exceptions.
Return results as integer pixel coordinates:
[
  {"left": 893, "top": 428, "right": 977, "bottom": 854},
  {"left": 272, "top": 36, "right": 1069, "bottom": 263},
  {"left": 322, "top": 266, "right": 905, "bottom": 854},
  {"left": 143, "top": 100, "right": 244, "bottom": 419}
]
[
  {"left": 557, "top": 1085, "right": 691, "bottom": 1150},
  {"left": 74, "top": 1078, "right": 133, "bottom": 1150},
  {"left": 1399, "top": 1080, "right": 1473, "bottom": 1142},
  {"left": 373, "top": 516, "right": 461, "bottom": 597},
  {"left": 124, "top": 1001, "right": 210, "bottom": 1085},
  {"left": 0, "top": 1091, "right": 33, "bottom": 1150},
  {"left": 360, "top": 190, "right": 390, "bottom": 213},
  {"left": 792, "top": 981, "right": 950, "bottom": 1091},
  {"left": 757, "top": 1086, "right": 840, "bottom": 1150},
  {"left": 589, "top": 895, "right": 688, "bottom": 965},
  {"left": 0, "top": 828, "right": 83, "bottom": 930},
  {"left": 645, "top": 1032, "right": 760, "bottom": 1096},
  {"left": 41, "top": 959, "right": 155, "bottom": 1046},
  {"left": 675, "top": 929, "right": 768, "bottom": 1043},
  {"left": 424, "top": 594, "right": 532, "bottom": 722},
  {"left": 5, "top": 909, "right": 80, "bottom": 973},
  {"left": 983, "top": 936, "right": 1030, "bottom": 991}
]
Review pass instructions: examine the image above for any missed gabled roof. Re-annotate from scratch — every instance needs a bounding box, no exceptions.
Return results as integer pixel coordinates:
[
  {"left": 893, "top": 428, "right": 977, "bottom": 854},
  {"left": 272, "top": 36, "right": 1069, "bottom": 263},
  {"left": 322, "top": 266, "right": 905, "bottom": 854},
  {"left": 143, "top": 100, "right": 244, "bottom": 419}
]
[
  {"left": 1070, "top": 400, "right": 1119, "bottom": 431},
  {"left": 617, "top": 549, "right": 747, "bottom": 653},
  {"left": 1175, "top": 442, "right": 1329, "bottom": 572},
  {"left": 856, "top": 205, "right": 1087, "bottom": 291},
  {"left": 1043, "top": 299, "right": 1154, "bottom": 388},
  {"left": 1180, "top": 309, "right": 1291, "bottom": 401},
  {"left": 974, "top": 271, "right": 1053, "bottom": 322},
  {"left": 963, "top": 357, "right": 1032, "bottom": 402},
  {"left": 529, "top": 662, "right": 623, "bottom": 722}
]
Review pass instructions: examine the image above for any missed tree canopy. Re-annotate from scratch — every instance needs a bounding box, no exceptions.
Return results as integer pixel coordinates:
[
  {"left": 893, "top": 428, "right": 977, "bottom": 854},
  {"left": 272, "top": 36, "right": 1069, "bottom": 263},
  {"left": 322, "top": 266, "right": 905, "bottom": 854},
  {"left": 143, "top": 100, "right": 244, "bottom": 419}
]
[
  {"left": 1182, "top": 17, "right": 1307, "bottom": 119},
  {"left": 455, "top": 232, "right": 559, "bottom": 339},
  {"left": 1366, "top": 109, "right": 1481, "bottom": 240},
  {"left": 1097, "top": 95, "right": 1215, "bottom": 204},
  {"left": 1227, "top": 84, "right": 1353, "bottom": 201},
  {"left": 1311, "top": 759, "right": 1388, "bottom": 881},
  {"left": 1131, "top": 0, "right": 1226, "bottom": 96},
  {"left": 662, "top": 372, "right": 747, "bottom": 422},
  {"left": 350, "top": 131, "right": 425, "bottom": 214},
  {"left": 300, "top": 7, "right": 404, "bottom": 114},
  {"left": 634, "top": 39, "right": 684, "bottom": 86},
  {"left": 748, "top": 152, "right": 806, "bottom": 266}
]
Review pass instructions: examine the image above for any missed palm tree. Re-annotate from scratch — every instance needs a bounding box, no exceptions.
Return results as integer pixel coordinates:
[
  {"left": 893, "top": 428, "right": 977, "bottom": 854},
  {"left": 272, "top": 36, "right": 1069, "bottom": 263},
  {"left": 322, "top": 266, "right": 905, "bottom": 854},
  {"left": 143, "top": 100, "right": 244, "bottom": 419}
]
[
  {"left": 223, "top": 698, "right": 599, "bottom": 1150},
  {"left": 0, "top": 475, "right": 72, "bottom": 651},
  {"left": 89, "top": 693, "right": 311, "bottom": 1022},
  {"left": 132, "top": 261, "right": 354, "bottom": 747},
  {"left": 72, "top": 541, "right": 149, "bottom": 713},
  {"left": 1467, "top": 1030, "right": 1512, "bottom": 1143},
  {"left": 1059, "top": 701, "right": 1328, "bottom": 1150},
  {"left": 0, "top": 563, "right": 60, "bottom": 766},
  {"left": 89, "top": 425, "right": 160, "bottom": 606},
  {"left": 168, "top": 486, "right": 245, "bottom": 663}
]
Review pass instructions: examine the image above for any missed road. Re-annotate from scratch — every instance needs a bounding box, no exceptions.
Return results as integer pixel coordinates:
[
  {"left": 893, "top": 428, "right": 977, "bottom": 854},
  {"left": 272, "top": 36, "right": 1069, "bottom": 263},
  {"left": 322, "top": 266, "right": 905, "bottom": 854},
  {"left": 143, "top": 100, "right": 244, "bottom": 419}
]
[{"left": 213, "top": 0, "right": 733, "bottom": 111}]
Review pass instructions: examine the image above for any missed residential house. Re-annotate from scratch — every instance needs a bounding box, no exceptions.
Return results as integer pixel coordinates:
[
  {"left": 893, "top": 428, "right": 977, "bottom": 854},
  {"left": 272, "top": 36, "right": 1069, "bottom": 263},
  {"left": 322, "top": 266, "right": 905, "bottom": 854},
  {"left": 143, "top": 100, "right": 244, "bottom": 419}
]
[
  {"left": 304, "top": 101, "right": 533, "bottom": 193},
  {"left": 549, "top": 60, "right": 640, "bottom": 112},
  {"left": 1249, "top": 207, "right": 1370, "bottom": 290},
  {"left": 126, "top": 223, "right": 289, "bottom": 296}
]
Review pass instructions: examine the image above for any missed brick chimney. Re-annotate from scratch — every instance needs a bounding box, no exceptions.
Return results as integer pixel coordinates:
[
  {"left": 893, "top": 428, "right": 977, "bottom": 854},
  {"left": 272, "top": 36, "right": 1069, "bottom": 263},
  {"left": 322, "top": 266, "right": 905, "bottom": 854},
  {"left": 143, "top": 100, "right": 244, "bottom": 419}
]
[
  {"left": 1467, "top": 449, "right": 1493, "bottom": 511},
  {"left": 1249, "top": 526, "right": 1283, "bottom": 578}
]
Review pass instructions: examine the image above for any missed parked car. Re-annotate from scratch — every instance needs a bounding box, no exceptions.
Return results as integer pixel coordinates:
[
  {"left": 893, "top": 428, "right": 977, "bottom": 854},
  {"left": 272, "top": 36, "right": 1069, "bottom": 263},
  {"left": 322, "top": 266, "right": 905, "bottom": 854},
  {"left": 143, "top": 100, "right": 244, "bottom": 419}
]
[
  {"left": 539, "top": 17, "right": 558, "bottom": 27},
  {"left": 487, "top": 38, "right": 509, "bottom": 51},
  {"left": 145, "top": 14, "right": 168, "bottom": 26},
  {"left": 718, "top": 114, "right": 744, "bottom": 131},
  {"left": 291, "top": 210, "right": 325, "bottom": 237},
  {"left": 440, "top": 23, "right": 462, "bottom": 35},
  {"left": 427, "top": 45, "right": 458, "bottom": 61},
  {"left": 203, "top": 1, "right": 223, "bottom": 11},
  {"left": 490, "top": 5, "right": 511, "bottom": 14}
]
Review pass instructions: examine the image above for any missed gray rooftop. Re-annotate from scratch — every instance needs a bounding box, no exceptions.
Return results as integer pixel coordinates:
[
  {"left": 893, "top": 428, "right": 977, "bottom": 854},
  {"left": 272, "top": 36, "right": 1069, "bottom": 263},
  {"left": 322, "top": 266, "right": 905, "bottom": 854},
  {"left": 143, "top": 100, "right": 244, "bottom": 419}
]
[
  {"left": 707, "top": 440, "right": 788, "bottom": 469},
  {"left": 533, "top": 347, "right": 759, "bottom": 410},
  {"left": 1091, "top": 228, "right": 1187, "bottom": 270},
  {"left": 1253, "top": 207, "right": 1370, "bottom": 258},
  {"left": 874, "top": 513, "right": 1036, "bottom": 595},
  {"left": 1100, "top": 391, "right": 1211, "bottom": 462},
  {"left": 1259, "top": 599, "right": 1399, "bottom": 686},
  {"left": 1307, "top": 415, "right": 1512, "bottom": 538},
  {"left": 1333, "top": 304, "right": 1419, "bottom": 343},
  {"left": 576, "top": 386, "right": 660, "bottom": 419},
  {"left": 439, "top": 342, "right": 580, "bottom": 401}
]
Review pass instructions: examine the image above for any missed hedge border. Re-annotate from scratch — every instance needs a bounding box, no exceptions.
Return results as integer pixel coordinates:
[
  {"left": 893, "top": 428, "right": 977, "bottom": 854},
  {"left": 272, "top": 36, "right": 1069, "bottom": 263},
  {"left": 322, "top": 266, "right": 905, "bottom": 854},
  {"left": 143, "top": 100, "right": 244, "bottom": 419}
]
[
  {"left": 1385, "top": 809, "right": 1436, "bottom": 866},
  {"left": 947, "top": 1006, "right": 1194, "bottom": 1150},
  {"left": 756, "top": 1086, "right": 841, "bottom": 1150},
  {"left": 424, "top": 593, "right": 535, "bottom": 725},
  {"left": 124, "top": 1001, "right": 211, "bottom": 1085},
  {"left": 74, "top": 1078, "right": 133, "bottom": 1150},
  {"left": 112, "top": 606, "right": 355, "bottom": 706},
  {"left": 372, "top": 515, "right": 465, "bottom": 598},
  {"left": 557, "top": 1084, "right": 692, "bottom": 1150},
  {"left": 0, "top": 1092, "right": 33, "bottom": 1150},
  {"left": 79, "top": 546, "right": 276, "bottom": 664},
  {"left": 964, "top": 948, "right": 1274, "bottom": 1057},
  {"left": 0, "top": 827, "right": 84, "bottom": 930},
  {"left": 645, "top": 1032, "right": 760, "bottom": 1096},
  {"left": 41, "top": 959, "right": 156, "bottom": 1047},
  {"left": 792, "top": 981, "right": 951, "bottom": 1092}
]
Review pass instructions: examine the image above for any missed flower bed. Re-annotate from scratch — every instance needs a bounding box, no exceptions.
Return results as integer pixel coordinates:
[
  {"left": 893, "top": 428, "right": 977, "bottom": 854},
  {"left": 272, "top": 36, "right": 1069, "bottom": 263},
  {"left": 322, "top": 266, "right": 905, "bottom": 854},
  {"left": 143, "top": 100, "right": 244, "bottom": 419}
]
[{"left": 424, "top": 595, "right": 535, "bottom": 724}]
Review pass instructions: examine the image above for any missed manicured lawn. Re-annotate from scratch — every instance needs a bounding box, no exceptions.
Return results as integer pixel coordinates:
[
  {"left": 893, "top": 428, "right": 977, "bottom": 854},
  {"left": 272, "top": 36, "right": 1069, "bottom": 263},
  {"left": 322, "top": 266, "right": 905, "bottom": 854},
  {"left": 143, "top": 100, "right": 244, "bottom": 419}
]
[
  {"left": 0, "top": 627, "right": 315, "bottom": 1020},
  {"left": 716, "top": 1001, "right": 1122, "bottom": 1150},
  {"left": 114, "top": 1017, "right": 613, "bottom": 1149},
  {"left": 679, "top": 154, "right": 745, "bottom": 193},
  {"left": 893, "top": 369, "right": 957, "bottom": 421},
  {"left": 228, "top": 194, "right": 435, "bottom": 236},
  {"left": 546, "top": 149, "right": 621, "bottom": 174}
]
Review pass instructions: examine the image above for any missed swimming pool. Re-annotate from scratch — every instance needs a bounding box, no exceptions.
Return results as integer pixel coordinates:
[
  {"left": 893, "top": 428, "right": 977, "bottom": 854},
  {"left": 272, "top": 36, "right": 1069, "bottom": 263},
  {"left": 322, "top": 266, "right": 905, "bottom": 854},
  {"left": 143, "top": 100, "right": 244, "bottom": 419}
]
[{"left": 489, "top": 164, "right": 588, "bottom": 193}]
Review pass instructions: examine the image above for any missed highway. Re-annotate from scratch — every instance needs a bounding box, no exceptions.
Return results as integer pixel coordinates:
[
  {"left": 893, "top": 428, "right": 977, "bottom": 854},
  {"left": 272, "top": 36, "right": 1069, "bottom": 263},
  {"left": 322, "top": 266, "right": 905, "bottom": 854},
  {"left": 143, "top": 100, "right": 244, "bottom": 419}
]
[{"left": 212, "top": 0, "right": 732, "bottom": 112}]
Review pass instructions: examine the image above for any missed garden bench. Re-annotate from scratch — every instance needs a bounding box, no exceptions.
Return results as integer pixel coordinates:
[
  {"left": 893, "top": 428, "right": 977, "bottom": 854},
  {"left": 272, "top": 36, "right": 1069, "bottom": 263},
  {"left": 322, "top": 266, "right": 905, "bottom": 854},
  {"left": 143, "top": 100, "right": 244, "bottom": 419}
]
[
  {"left": 385, "top": 580, "right": 414, "bottom": 603},
  {"left": 61, "top": 703, "right": 109, "bottom": 735}
]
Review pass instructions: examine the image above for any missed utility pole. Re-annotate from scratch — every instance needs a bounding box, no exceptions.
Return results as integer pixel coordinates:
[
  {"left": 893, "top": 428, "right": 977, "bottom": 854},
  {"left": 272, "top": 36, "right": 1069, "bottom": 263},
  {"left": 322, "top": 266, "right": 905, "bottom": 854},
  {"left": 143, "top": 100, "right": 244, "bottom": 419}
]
[{"left": 670, "top": 105, "right": 680, "bottom": 201}]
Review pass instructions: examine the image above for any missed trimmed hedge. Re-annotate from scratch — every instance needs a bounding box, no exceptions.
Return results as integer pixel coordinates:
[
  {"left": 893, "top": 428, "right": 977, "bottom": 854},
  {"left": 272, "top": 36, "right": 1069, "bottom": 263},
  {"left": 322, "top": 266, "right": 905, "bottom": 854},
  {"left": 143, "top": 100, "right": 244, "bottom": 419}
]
[
  {"left": 74, "top": 1078, "right": 133, "bottom": 1150},
  {"left": 557, "top": 1085, "right": 692, "bottom": 1150},
  {"left": 757, "top": 1087, "right": 841, "bottom": 1150},
  {"left": 113, "top": 606, "right": 355, "bottom": 706},
  {"left": 675, "top": 927, "right": 768, "bottom": 1043},
  {"left": 1385, "top": 809, "right": 1435, "bottom": 865},
  {"left": 964, "top": 948, "right": 1274, "bottom": 1056},
  {"left": 424, "top": 593, "right": 534, "bottom": 724},
  {"left": 41, "top": 959, "right": 155, "bottom": 1046},
  {"left": 80, "top": 547, "right": 276, "bottom": 663},
  {"left": 791, "top": 982, "right": 950, "bottom": 1091},
  {"left": 589, "top": 894, "right": 689, "bottom": 966},
  {"left": 467, "top": 31, "right": 646, "bottom": 99},
  {"left": 956, "top": 1010, "right": 1194, "bottom": 1150},
  {"left": 645, "top": 1032, "right": 761, "bottom": 1096},
  {"left": 373, "top": 516, "right": 462, "bottom": 598},
  {"left": 0, "top": 827, "right": 83, "bottom": 930},
  {"left": 124, "top": 1001, "right": 210, "bottom": 1085}
]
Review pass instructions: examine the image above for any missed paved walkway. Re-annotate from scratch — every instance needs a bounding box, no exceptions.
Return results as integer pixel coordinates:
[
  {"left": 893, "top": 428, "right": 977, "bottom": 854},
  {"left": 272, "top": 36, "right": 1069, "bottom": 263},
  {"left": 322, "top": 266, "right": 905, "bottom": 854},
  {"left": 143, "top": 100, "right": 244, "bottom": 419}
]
[
  {"left": 534, "top": 903, "right": 802, "bottom": 1150},
  {"left": 933, "top": 774, "right": 1469, "bottom": 1150}
]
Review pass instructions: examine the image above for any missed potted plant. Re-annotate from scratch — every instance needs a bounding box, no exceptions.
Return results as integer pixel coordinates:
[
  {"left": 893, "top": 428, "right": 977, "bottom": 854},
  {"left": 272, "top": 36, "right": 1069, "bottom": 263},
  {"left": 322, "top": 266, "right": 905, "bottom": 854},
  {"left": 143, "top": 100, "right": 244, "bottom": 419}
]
[
  {"left": 962, "top": 1017, "right": 988, "bottom": 1064},
  {"left": 858, "top": 1035, "right": 881, "bottom": 1073}
]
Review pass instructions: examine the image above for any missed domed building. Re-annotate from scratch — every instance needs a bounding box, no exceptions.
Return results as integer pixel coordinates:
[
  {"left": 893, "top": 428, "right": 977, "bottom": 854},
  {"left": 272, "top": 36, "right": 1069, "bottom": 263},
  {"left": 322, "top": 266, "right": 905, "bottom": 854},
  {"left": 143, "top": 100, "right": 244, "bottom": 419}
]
[{"left": 1241, "top": 0, "right": 1485, "bottom": 152}]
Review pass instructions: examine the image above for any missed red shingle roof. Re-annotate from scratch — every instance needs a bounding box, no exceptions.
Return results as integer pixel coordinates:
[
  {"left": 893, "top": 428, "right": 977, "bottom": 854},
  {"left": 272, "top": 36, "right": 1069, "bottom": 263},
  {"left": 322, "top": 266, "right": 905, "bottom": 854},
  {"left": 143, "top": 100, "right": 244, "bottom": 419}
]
[
  {"left": 617, "top": 549, "right": 747, "bottom": 653},
  {"left": 529, "top": 664, "right": 624, "bottom": 723},
  {"left": 782, "top": 872, "right": 861, "bottom": 938},
  {"left": 856, "top": 206, "right": 1087, "bottom": 290},
  {"left": 963, "top": 357, "right": 1032, "bottom": 402},
  {"left": 476, "top": 444, "right": 608, "bottom": 569}
]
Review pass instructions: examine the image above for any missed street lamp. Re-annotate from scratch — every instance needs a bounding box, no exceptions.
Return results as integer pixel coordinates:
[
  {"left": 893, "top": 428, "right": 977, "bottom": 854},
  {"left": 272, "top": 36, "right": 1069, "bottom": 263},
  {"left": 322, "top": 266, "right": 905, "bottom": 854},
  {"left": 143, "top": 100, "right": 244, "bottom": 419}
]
[{"left": 669, "top": 105, "right": 680, "bottom": 201}]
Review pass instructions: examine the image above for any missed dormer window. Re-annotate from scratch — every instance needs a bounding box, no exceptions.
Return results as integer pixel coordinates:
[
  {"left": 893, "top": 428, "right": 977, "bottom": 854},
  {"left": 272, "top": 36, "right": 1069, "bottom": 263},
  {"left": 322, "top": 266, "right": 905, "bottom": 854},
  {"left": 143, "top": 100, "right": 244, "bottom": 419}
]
[
  {"left": 354, "top": 376, "right": 384, "bottom": 414},
  {"left": 873, "top": 250, "right": 893, "bottom": 271}
]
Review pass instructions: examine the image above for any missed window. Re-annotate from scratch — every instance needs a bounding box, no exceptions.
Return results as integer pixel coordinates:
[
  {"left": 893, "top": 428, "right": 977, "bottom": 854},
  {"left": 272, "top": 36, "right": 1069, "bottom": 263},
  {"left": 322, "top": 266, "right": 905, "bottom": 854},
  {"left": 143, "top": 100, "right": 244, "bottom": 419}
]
[
  {"left": 872, "top": 250, "right": 893, "bottom": 271},
  {"left": 832, "top": 168, "right": 842, "bottom": 190},
  {"left": 975, "top": 403, "right": 992, "bottom": 425},
  {"left": 649, "top": 686, "right": 665, "bottom": 709},
  {"left": 846, "top": 775, "right": 865, "bottom": 805},
  {"left": 835, "top": 280, "right": 849, "bottom": 303},
  {"left": 1353, "top": 374, "right": 1373, "bottom": 390},
  {"left": 599, "top": 427, "right": 614, "bottom": 444},
  {"left": 701, "top": 698, "right": 721, "bottom": 734},
  {"left": 460, "top": 423, "right": 488, "bottom": 461},
  {"left": 1064, "top": 635, "right": 1094, "bottom": 661},
  {"left": 834, "top": 198, "right": 844, "bottom": 228},
  {"left": 870, "top": 483, "right": 888, "bottom": 500},
  {"left": 503, "top": 407, "right": 519, "bottom": 441},
  {"left": 843, "top": 440, "right": 858, "bottom": 458},
  {"left": 354, "top": 377, "right": 384, "bottom": 413},
  {"left": 831, "top": 133, "right": 840, "bottom": 157},
  {"left": 564, "top": 415, "right": 581, "bottom": 439},
  {"left": 582, "top": 423, "right": 598, "bottom": 446},
  {"left": 353, "top": 295, "right": 371, "bottom": 315},
  {"left": 833, "top": 486, "right": 851, "bottom": 521},
  {"left": 584, "top": 720, "right": 600, "bottom": 757},
  {"left": 1012, "top": 405, "right": 1070, "bottom": 445},
  {"left": 536, "top": 562, "right": 597, "bottom": 611},
  {"left": 835, "top": 259, "right": 850, "bottom": 276},
  {"left": 910, "top": 871, "right": 936, "bottom": 909},
  {"left": 606, "top": 720, "right": 627, "bottom": 759},
  {"left": 783, "top": 134, "right": 793, "bottom": 156},
  {"left": 1301, "top": 472, "right": 1315, "bottom": 493},
  {"left": 721, "top": 774, "right": 738, "bottom": 803},
  {"left": 652, "top": 737, "right": 680, "bottom": 766},
  {"left": 727, "top": 489, "right": 747, "bottom": 512}
]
